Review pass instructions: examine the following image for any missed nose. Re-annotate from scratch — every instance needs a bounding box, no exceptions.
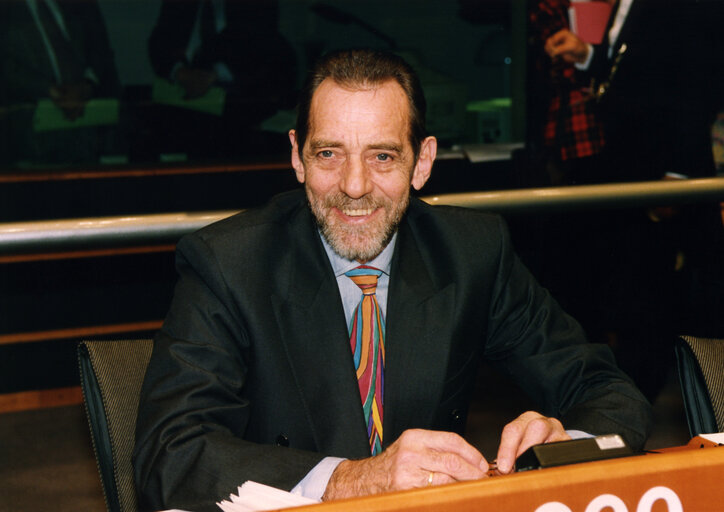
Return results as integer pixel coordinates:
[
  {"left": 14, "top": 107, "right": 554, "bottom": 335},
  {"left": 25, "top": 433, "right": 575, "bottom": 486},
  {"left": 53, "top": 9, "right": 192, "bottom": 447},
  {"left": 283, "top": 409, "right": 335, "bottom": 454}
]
[{"left": 339, "top": 156, "right": 373, "bottom": 199}]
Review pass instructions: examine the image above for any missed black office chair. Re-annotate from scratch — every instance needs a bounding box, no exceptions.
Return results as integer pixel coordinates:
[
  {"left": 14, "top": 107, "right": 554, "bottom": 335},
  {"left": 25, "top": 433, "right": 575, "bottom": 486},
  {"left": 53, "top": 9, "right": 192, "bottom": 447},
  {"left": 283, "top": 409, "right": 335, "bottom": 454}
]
[
  {"left": 78, "top": 339, "right": 153, "bottom": 512},
  {"left": 674, "top": 335, "right": 724, "bottom": 437}
]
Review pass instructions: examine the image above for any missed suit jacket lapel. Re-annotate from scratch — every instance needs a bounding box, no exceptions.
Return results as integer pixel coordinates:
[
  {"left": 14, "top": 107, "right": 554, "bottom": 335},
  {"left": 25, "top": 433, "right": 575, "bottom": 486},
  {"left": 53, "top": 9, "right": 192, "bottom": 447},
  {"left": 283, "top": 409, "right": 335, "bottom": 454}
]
[
  {"left": 271, "top": 199, "right": 457, "bottom": 454},
  {"left": 10, "top": 3, "right": 55, "bottom": 81},
  {"left": 384, "top": 210, "right": 456, "bottom": 446},
  {"left": 612, "top": 0, "right": 643, "bottom": 55},
  {"left": 271, "top": 205, "right": 371, "bottom": 458}
]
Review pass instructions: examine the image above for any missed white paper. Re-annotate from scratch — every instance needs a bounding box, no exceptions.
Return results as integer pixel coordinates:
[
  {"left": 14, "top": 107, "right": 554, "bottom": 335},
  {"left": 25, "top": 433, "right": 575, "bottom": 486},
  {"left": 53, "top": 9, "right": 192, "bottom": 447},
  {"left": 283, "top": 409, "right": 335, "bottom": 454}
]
[
  {"left": 216, "top": 481, "right": 319, "bottom": 512},
  {"left": 461, "top": 143, "right": 524, "bottom": 163},
  {"left": 700, "top": 432, "right": 724, "bottom": 444}
]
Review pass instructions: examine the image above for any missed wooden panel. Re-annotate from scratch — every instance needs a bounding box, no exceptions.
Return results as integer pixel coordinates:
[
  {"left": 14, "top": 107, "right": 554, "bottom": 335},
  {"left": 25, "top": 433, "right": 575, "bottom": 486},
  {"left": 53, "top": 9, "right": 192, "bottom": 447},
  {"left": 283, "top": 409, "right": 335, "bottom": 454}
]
[
  {"left": 286, "top": 443, "right": 724, "bottom": 512},
  {"left": 0, "top": 320, "right": 163, "bottom": 346},
  {"left": 0, "top": 161, "right": 291, "bottom": 184},
  {"left": 0, "top": 244, "right": 176, "bottom": 264},
  {"left": 0, "top": 386, "right": 82, "bottom": 414}
]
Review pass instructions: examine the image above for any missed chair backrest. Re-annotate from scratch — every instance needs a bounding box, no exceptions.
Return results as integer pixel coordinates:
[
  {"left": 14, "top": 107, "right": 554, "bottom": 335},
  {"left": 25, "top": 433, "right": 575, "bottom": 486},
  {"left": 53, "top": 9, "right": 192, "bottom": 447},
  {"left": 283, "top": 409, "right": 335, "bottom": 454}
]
[
  {"left": 78, "top": 339, "right": 153, "bottom": 512},
  {"left": 674, "top": 335, "right": 724, "bottom": 437}
]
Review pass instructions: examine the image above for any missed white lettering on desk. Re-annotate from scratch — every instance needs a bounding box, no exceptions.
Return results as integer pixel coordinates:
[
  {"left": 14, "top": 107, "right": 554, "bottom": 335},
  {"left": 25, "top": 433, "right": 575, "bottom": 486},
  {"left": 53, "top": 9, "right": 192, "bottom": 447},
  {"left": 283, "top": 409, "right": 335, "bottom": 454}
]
[
  {"left": 534, "top": 486, "right": 684, "bottom": 512},
  {"left": 585, "top": 494, "right": 627, "bottom": 512},
  {"left": 534, "top": 503, "right": 572, "bottom": 512},
  {"left": 636, "top": 487, "right": 683, "bottom": 512}
]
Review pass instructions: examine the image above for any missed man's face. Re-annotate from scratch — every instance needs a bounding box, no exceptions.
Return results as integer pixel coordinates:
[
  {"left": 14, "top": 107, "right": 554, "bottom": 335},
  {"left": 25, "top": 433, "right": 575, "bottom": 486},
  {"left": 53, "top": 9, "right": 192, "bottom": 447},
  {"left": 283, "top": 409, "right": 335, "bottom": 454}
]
[{"left": 289, "top": 78, "right": 436, "bottom": 262}]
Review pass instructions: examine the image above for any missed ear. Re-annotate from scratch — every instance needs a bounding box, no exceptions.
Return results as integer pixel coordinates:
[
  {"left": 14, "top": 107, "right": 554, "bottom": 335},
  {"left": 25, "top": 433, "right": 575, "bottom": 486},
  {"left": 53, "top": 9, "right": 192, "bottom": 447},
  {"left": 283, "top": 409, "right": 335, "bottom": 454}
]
[
  {"left": 411, "top": 136, "right": 437, "bottom": 191},
  {"left": 289, "top": 129, "right": 306, "bottom": 183}
]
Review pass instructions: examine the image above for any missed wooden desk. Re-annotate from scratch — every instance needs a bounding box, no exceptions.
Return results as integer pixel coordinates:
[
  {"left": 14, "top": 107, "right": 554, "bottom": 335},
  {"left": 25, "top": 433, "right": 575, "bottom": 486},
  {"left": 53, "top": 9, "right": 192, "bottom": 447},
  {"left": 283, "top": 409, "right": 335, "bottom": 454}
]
[{"left": 290, "top": 439, "right": 723, "bottom": 512}]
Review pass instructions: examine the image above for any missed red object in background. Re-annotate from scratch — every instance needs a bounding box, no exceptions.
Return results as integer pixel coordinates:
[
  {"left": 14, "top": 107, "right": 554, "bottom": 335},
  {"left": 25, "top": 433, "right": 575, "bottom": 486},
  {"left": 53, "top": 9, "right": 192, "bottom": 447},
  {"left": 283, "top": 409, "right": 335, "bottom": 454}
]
[{"left": 568, "top": 1, "right": 613, "bottom": 44}]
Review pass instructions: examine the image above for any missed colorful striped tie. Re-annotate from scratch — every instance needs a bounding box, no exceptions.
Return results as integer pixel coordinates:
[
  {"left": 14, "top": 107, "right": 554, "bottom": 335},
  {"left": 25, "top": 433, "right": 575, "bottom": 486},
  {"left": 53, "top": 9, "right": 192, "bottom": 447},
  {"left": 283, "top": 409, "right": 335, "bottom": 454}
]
[{"left": 345, "top": 265, "right": 385, "bottom": 455}]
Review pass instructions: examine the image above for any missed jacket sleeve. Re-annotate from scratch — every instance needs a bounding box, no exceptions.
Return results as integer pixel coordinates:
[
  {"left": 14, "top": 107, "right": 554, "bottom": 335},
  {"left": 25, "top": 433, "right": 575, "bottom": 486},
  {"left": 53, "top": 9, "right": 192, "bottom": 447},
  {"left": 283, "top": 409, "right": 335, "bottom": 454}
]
[
  {"left": 147, "top": 0, "right": 198, "bottom": 79},
  {"left": 483, "top": 217, "right": 653, "bottom": 450},
  {"left": 133, "top": 233, "right": 323, "bottom": 512}
]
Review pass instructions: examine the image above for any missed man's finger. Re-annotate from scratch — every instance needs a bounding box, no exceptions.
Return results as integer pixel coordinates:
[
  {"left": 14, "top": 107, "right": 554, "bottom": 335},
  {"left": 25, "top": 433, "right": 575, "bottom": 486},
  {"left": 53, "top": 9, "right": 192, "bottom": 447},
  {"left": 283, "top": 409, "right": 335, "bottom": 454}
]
[
  {"left": 496, "top": 412, "right": 570, "bottom": 473},
  {"left": 545, "top": 29, "right": 571, "bottom": 54},
  {"left": 424, "top": 470, "right": 456, "bottom": 488},
  {"left": 548, "top": 29, "right": 570, "bottom": 44},
  {"left": 515, "top": 417, "right": 569, "bottom": 459},
  {"left": 496, "top": 419, "right": 525, "bottom": 474},
  {"left": 411, "top": 429, "right": 488, "bottom": 470},
  {"left": 422, "top": 448, "right": 488, "bottom": 482}
]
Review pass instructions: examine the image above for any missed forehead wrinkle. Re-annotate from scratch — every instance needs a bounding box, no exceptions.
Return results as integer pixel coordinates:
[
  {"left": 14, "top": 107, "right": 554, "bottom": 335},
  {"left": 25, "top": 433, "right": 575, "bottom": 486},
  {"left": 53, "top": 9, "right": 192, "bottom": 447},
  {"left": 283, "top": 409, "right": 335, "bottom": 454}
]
[{"left": 305, "top": 79, "right": 411, "bottom": 153}]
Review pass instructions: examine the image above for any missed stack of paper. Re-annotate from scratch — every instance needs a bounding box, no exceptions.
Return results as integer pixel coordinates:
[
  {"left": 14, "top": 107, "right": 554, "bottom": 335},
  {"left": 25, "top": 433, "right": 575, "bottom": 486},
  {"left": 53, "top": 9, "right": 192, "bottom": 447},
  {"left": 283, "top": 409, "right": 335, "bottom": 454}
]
[
  {"left": 33, "top": 98, "right": 119, "bottom": 132},
  {"left": 152, "top": 78, "right": 226, "bottom": 116},
  {"left": 217, "top": 481, "right": 319, "bottom": 511}
]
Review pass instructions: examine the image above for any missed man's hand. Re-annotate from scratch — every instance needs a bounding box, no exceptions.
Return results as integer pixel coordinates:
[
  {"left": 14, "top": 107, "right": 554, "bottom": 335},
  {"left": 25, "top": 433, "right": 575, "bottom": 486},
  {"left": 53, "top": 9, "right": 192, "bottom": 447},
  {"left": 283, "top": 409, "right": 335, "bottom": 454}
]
[
  {"left": 495, "top": 411, "right": 570, "bottom": 474},
  {"left": 49, "top": 81, "right": 93, "bottom": 121},
  {"left": 175, "top": 66, "right": 217, "bottom": 99},
  {"left": 544, "top": 29, "right": 590, "bottom": 64},
  {"left": 322, "top": 429, "right": 489, "bottom": 501}
]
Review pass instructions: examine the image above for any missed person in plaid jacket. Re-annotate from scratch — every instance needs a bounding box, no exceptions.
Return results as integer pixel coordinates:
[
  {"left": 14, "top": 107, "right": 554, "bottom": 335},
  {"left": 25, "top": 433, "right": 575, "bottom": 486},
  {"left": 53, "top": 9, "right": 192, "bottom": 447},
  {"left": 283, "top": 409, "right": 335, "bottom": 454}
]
[{"left": 528, "top": 0, "right": 607, "bottom": 185}]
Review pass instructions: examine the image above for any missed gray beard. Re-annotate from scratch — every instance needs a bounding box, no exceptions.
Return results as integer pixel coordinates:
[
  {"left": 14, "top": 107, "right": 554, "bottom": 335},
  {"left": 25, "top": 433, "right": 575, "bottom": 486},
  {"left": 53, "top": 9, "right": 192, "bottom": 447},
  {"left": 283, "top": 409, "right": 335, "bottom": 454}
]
[{"left": 307, "top": 189, "right": 408, "bottom": 262}]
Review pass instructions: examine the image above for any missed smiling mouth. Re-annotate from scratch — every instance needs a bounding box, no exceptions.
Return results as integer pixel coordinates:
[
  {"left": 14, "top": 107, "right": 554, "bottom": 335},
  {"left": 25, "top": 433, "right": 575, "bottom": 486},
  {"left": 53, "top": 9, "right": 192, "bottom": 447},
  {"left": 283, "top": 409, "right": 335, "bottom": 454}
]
[{"left": 341, "top": 207, "right": 376, "bottom": 217}]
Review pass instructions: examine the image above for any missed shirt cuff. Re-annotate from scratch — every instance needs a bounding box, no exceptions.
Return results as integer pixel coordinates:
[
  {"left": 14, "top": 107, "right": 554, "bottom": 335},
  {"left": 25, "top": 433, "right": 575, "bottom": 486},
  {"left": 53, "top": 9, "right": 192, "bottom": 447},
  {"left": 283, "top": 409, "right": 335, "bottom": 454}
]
[
  {"left": 574, "top": 43, "right": 594, "bottom": 70},
  {"left": 566, "top": 429, "right": 594, "bottom": 439},
  {"left": 290, "top": 456, "right": 346, "bottom": 501}
]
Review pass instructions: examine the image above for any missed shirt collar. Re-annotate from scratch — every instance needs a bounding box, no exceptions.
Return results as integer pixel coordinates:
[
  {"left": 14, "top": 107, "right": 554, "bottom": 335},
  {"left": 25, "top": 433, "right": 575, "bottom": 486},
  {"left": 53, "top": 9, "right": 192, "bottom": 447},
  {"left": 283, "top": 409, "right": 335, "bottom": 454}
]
[{"left": 320, "top": 231, "right": 397, "bottom": 278}]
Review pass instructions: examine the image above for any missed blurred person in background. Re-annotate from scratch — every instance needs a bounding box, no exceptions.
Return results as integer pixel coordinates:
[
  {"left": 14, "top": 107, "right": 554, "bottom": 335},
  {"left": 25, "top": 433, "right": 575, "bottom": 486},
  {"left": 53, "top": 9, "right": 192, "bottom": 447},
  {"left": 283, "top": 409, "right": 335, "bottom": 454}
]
[
  {"left": 0, "top": 0, "right": 120, "bottom": 166},
  {"left": 540, "top": 0, "right": 724, "bottom": 399},
  {"left": 147, "top": 0, "right": 297, "bottom": 158}
]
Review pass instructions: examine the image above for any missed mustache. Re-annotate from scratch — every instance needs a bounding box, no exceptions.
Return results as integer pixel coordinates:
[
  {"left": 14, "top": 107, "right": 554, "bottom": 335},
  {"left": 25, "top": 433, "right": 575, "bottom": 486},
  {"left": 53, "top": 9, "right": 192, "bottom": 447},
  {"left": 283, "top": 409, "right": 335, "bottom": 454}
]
[{"left": 322, "top": 193, "right": 385, "bottom": 210}]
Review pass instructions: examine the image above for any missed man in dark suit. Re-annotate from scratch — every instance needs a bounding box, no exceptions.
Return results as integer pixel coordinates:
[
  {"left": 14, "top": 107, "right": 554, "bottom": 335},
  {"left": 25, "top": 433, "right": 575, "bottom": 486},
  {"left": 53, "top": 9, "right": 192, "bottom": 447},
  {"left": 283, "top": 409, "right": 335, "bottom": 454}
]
[
  {"left": 528, "top": 0, "right": 608, "bottom": 186},
  {"left": 0, "top": 0, "right": 120, "bottom": 165},
  {"left": 545, "top": 0, "right": 721, "bottom": 182},
  {"left": 147, "top": 0, "right": 297, "bottom": 157},
  {"left": 133, "top": 49, "right": 652, "bottom": 512}
]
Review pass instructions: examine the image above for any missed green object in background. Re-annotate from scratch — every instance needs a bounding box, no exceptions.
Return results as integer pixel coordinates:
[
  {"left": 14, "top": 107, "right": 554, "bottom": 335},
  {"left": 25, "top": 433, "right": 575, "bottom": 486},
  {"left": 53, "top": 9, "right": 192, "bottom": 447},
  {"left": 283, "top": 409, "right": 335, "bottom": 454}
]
[
  {"left": 466, "top": 97, "right": 512, "bottom": 143},
  {"left": 466, "top": 97, "right": 512, "bottom": 112},
  {"left": 33, "top": 98, "right": 119, "bottom": 132},
  {"left": 259, "top": 109, "right": 296, "bottom": 134},
  {"left": 151, "top": 77, "right": 226, "bottom": 116}
]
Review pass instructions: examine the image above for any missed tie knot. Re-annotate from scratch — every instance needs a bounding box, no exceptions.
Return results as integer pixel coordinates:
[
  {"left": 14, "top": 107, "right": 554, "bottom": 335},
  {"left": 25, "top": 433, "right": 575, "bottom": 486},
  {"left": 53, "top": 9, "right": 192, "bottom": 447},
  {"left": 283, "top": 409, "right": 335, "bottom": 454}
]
[{"left": 345, "top": 266, "right": 382, "bottom": 295}]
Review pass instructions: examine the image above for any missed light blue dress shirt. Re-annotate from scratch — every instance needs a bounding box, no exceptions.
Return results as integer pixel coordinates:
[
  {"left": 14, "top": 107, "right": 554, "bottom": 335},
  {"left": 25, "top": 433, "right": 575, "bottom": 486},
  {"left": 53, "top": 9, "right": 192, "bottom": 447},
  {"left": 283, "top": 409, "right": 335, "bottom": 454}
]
[{"left": 290, "top": 232, "right": 396, "bottom": 500}]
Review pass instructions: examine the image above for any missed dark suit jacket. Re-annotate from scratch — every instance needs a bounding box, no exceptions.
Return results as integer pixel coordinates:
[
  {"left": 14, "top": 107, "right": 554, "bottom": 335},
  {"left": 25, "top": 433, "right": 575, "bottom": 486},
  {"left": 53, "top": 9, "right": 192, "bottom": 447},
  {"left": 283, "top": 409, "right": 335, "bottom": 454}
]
[
  {"left": 0, "top": 0, "right": 120, "bottom": 165},
  {"left": 0, "top": 0, "right": 119, "bottom": 103},
  {"left": 134, "top": 190, "right": 652, "bottom": 512},
  {"left": 147, "top": 0, "right": 296, "bottom": 119},
  {"left": 588, "top": 0, "right": 723, "bottom": 181}
]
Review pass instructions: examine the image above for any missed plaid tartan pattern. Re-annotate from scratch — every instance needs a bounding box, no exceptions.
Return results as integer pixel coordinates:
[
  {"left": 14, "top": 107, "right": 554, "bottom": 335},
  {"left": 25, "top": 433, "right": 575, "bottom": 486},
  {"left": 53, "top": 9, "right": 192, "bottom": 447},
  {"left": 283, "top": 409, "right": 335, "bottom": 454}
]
[{"left": 530, "top": 0, "right": 607, "bottom": 161}]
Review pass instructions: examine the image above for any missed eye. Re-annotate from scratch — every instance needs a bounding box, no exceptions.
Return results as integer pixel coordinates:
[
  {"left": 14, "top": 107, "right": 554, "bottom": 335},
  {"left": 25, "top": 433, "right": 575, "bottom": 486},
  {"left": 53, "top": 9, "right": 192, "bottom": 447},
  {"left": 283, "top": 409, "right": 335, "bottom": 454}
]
[
  {"left": 376, "top": 153, "right": 391, "bottom": 161},
  {"left": 319, "top": 150, "right": 334, "bottom": 158}
]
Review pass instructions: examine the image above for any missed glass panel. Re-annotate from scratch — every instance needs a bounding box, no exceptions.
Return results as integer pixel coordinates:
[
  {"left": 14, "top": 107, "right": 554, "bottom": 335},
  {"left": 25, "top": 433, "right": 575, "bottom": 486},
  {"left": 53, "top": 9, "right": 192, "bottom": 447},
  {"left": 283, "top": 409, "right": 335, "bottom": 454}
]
[{"left": 0, "top": 0, "right": 514, "bottom": 172}]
